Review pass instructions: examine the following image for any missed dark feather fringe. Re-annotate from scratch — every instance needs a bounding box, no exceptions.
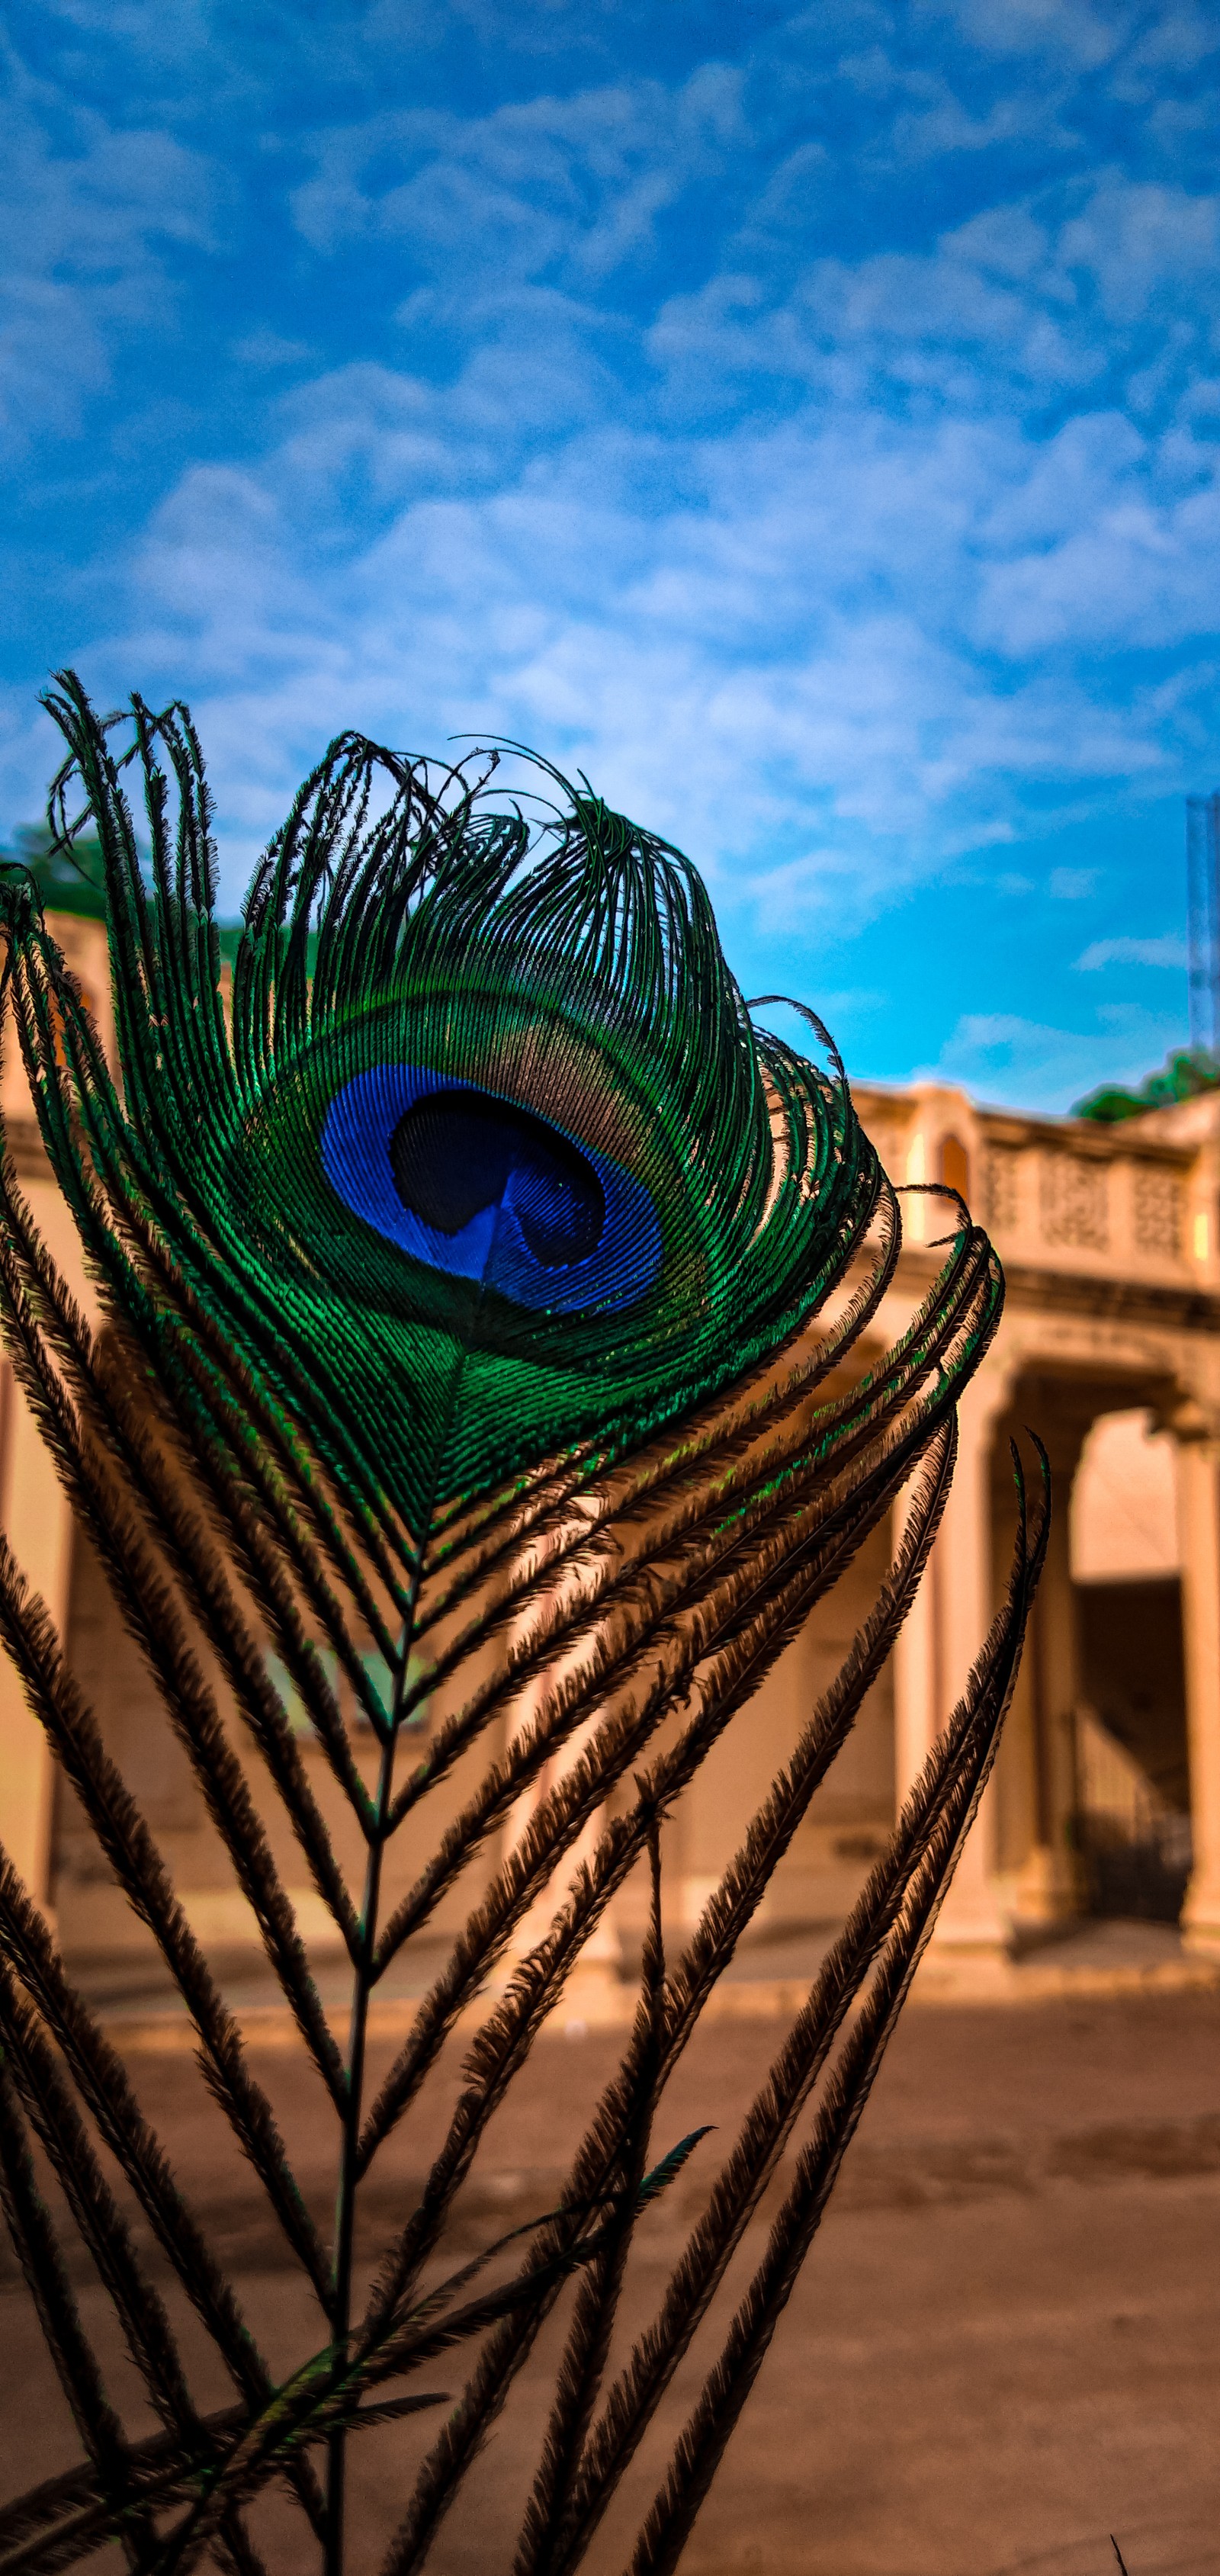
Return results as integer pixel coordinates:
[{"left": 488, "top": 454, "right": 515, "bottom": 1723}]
[
  {"left": 661, "top": 1417, "right": 958, "bottom": 2056},
  {"left": 0, "top": 1959, "right": 202, "bottom": 2442},
  {"left": 355, "top": 1415, "right": 955, "bottom": 2343},
  {"left": 0, "top": 1553, "right": 335, "bottom": 2313},
  {"left": 5, "top": 840, "right": 419, "bottom": 1592},
  {"left": 0, "top": 1233, "right": 347, "bottom": 2096},
  {"left": 1, "top": 929, "right": 406, "bottom": 1705},
  {"left": 358, "top": 1388, "right": 961, "bottom": 2174},
  {"left": 416, "top": 1178, "right": 903, "bottom": 1618},
  {"left": 401, "top": 1200, "right": 987, "bottom": 1742},
  {"left": 117, "top": 2136, "right": 706, "bottom": 2576},
  {"left": 0, "top": 1964, "right": 270, "bottom": 2576},
  {"left": 387, "top": 1256, "right": 996, "bottom": 1858},
  {"left": 0, "top": 1171, "right": 365, "bottom": 1945},
  {"left": 622, "top": 1451, "right": 1049, "bottom": 2576},
  {"left": 374, "top": 1452, "right": 1045, "bottom": 2576},
  {"left": 85, "top": 1193, "right": 390, "bottom": 1788},
  {"left": 375, "top": 1383, "right": 958, "bottom": 1957},
  {"left": 5, "top": 936, "right": 409, "bottom": 1672},
  {"left": 0, "top": 1855, "right": 327, "bottom": 2546},
  {"left": 0, "top": 2048, "right": 143, "bottom": 2555},
  {"left": 544, "top": 1458, "right": 1033, "bottom": 2572},
  {"left": 0, "top": 2391, "right": 446, "bottom": 2576},
  {"left": 512, "top": 1828, "right": 668, "bottom": 2576}
]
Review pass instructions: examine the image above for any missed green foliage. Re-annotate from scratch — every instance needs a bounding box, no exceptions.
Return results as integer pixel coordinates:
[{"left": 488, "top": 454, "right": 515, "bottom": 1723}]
[
  {"left": 2, "top": 824, "right": 110, "bottom": 921},
  {"left": 2, "top": 823, "right": 245, "bottom": 962},
  {"left": 1074, "top": 1046, "right": 1220, "bottom": 1124}
]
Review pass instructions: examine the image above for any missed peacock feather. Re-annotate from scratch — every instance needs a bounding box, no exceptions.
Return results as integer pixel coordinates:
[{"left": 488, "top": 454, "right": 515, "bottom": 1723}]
[{"left": 0, "top": 673, "right": 1045, "bottom": 2575}]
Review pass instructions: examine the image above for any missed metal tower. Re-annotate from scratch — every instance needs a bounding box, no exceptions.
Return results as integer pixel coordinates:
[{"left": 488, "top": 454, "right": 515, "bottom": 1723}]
[{"left": 1186, "top": 792, "right": 1220, "bottom": 1056}]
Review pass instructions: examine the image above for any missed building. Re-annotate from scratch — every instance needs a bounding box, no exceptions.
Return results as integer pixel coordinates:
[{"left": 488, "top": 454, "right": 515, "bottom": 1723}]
[{"left": 2, "top": 908, "right": 1218, "bottom": 1980}]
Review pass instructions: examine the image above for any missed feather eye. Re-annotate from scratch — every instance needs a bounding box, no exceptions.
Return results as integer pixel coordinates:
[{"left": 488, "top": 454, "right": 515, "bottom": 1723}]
[
  {"left": 8, "top": 691, "right": 881, "bottom": 1543},
  {"left": 320, "top": 1068, "right": 660, "bottom": 1312}
]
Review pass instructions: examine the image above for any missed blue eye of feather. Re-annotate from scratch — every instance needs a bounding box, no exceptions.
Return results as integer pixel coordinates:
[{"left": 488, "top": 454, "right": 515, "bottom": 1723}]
[
  {"left": 320, "top": 1065, "right": 662, "bottom": 1314},
  {"left": 390, "top": 1091, "right": 605, "bottom": 1267}
]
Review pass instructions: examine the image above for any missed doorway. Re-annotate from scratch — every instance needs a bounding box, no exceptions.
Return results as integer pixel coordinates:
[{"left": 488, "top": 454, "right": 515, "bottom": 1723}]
[{"left": 1071, "top": 1409, "right": 1192, "bottom": 1923}]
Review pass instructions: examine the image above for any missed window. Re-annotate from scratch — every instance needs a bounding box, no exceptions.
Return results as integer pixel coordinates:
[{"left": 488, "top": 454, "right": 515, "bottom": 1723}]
[
  {"left": 981, "top": 1143, "right": 1020, "bottom": 1232},
  {"left": 1041, "top": 1151, "right": 1108, "bottom": 1251},
  {"left": 939, "top": 1132, "right": 970, "bottom": 1203}
]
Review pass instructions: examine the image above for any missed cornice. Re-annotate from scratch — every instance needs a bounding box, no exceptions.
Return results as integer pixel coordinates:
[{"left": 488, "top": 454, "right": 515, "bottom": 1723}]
[
  {"left": 897, "top": 1244, "right": 1220, "bottom": 1335},
  {"left": 1000, "top": 1260, "right": 1220, "bottom": 1333},
  {"left": 855, "top": 1086, "right": 1199, "bottom": 1167}
]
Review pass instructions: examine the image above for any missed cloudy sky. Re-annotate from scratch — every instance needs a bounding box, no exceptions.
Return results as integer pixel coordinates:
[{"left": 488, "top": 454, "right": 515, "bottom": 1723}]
[{"left": 3, "top": 0, "right": 1218, "bottom": 1108}]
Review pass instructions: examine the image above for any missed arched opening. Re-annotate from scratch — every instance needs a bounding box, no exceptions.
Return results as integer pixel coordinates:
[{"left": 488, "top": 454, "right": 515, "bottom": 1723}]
[
  {"left": 1071, "top": 1409, "right": 1191, "bottom": 1921},
  {"left": 990, "top": 1371, "right": 1192, "bottom": 1933}
]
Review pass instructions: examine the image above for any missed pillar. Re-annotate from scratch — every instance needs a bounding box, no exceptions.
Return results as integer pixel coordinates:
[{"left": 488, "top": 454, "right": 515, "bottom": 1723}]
[
  {"left": 0, "top": 1169, "right": 101, "bottom": 1919},
  {"left": 0, "top": 1373, "right": 73, "bottom": 1906},
  {"left": 1010, "top": 1428, "right": 1084, "bottom": 1926},
  {"left": 892, "top": 1376, "right": 1010, "bottom": 1950},
  {"left": 1174, "top": 1427, "right": 1220, "bottom": 1951},
  {"left": 501, "top": 1627, "right": 623, "bottom": 2021},
  {"left": 892, "top": 1498, "right": 939, "bottom": 1802}
]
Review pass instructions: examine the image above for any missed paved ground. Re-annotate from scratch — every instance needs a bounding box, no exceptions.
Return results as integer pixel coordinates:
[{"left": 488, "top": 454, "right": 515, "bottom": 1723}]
[
  {"left": 0, "top": 1976, "right": 1217, "bottom": 2576},
  {"left": 66, "top": 1914, "right": 1220, "bottom": 2034}
]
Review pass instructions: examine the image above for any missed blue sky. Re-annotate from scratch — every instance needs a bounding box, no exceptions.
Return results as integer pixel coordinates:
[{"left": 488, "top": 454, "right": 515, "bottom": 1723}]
[{"left": 3, "top": 0, "right": 1219, "bottom": 1110}]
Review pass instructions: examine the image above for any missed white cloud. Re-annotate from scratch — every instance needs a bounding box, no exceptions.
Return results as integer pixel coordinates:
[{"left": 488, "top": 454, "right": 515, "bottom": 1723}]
[
  {"left": 929, "top": 1000, "right": 1185, "bottom": 1111},
  {"left": 933, "top": 0, "right": 1125, "bottom": 70},
  {"left": 232, "top": 330, "right": 313, "bottom": 368},
  {"left": 974, "top": 470, "right": 1220, "bottom": 655},
  {"left": 1075, "top": 933, "right": 1189, "bottom": 968},
  {"left": 650, "top": 164, "right": 1220, "bottom": 444},
  {"left": 887, "top": 71, "right": 1077, "bottom": 162},
  {"left": 1125, "top": 6, "right": 1220, "bottom": 72},
  {"left": 1050, "top": 867, "right": 1099, "bottom": 898},
  {"left": 290, "top": 65, "right": 746, "bottom": 284},
  {"left": 1059, "top": 178, "right": 1220, "bottom": 323},
  {"left": 42, "top": 350, "right": 1183, "bottom": 917},
  {"left": 3, "top": 0, "right": 1218, "bottom": 1131},
  {"left": 0, "top": 54, "right": 225, "bottom": 448}
]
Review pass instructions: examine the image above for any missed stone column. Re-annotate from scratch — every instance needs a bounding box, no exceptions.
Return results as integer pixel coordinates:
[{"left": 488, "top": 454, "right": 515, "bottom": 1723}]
[
  {"left": 891, "top": 1495, "right": 939, "bottom": 1802},
  {"left": 0, "top": 1169, "right": 100, "bottom": 1919},
  {"left": 1010, "top": 1428, "right": 1084, "bottom": 1926},
  {"left": 892, "top": 1373, "right": 1010, "bottom": 1951},
  {"left": 930, "top": 1377, "right": 1010, "bottom": 1948},
  {"left": 1174, "top": 1424, "right": 1220, "bottom": 1952},
  {"left": 0, "top": 1374, "right": 73, "bottom": 1906},
  {"left": 501, "top": 1607, "right": 623, "bottom": 2022}
]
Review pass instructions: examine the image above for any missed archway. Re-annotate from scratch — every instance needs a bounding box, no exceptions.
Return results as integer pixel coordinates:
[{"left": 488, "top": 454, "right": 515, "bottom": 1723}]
[
  {"left": 988, "top": 1368, "right": 1192, "bottom": 1934},
  {"left": 988, "top": 1370, "right": 1194, "bottom": 1937},
  {"left": 1071, "top": 1409, "right": 1192, "bottom": 1920}
]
